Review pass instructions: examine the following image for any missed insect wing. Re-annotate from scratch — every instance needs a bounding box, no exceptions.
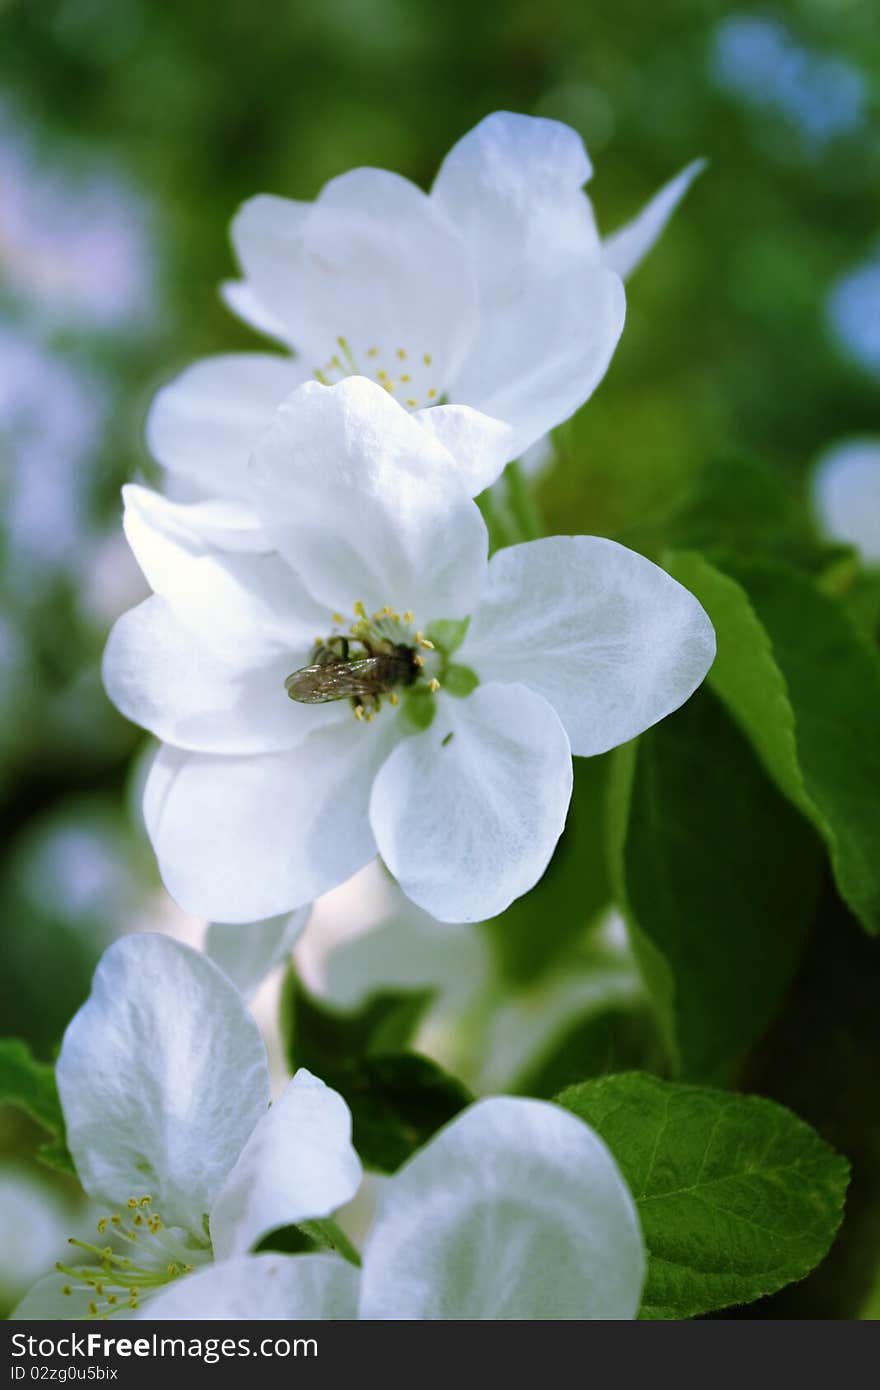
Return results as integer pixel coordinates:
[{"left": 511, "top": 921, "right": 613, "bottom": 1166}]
[{"left": 285, "top": 656, "right": 389, "bottom": 704}]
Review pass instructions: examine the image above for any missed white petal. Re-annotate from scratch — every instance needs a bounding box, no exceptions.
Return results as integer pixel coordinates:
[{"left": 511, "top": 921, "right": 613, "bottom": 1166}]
[
  {"left": 121, "top": 484, "right": 330, "bottom": 659},
  {"left": 450, "top": 264, "right": 626, "bottom": 459},
  {"left": 602, "top": 159, "right": 706, "bottom": 280},
  {"left": 205, "top": 907, "right": 310, "bottom": 997},
  {"left": 147, "top": 354, "right": 308, "bottom": 497},
  {"left": 370, "top": 683, "right": 572, "bottom": 922},
  {"left": 211, "top": 1070, "right": 362, "bottom": 1260},
  {"left": 220, "top": 280, "right": 293, "bottom": 346},
  {"left": 103, "top": 596, "right": 335, "bottom": 754},
  {"left": 121, "top": 490, "right": 268, "bottom": 553},
  {"left": 812, "top": 438, "right": 880, "bottom": 563},
  {"left": 56, "top": 935, "right": 270, "bottom": 1234},
  {"left": 431, "top": 111, "right": 599, "bottom": 274},
  {"left": 137, "top": 1254, "right": 359, "bottom": 1320},
  {"left": 412, "top": 403, "right": 514, "bottom": 494},
  {"left": 358, "top": 1096, "right": 644, "bottom": 1320},
  {"left": 431, "top": 112, "right": 621, "bottom": 455},
  {"left": 13, "top": 1274, "right": 134, "bottom": 1321},
  {"left": 249, "top": 377, "right": 488, "bottom": 619},
  {"left": 144, "top": 715, "right": 396, "bottom": 922},
  {"left": 232, "top": 175, "right": 476, "bottom": 387},
  {"left": 461, "top": 537, "right": 716, "bottom": 757}
]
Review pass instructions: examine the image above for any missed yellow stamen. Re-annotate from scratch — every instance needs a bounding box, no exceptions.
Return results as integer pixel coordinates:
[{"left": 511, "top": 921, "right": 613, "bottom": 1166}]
[{"left": 428, "top": 678, "right": 441, "bottom": 692}]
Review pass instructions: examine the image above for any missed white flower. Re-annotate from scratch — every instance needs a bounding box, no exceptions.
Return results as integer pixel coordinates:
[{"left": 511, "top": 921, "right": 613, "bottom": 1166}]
[
  {"left": 12, "top": 934, "right": 362, "bottom": 1320},
  {"left": 812, "top": 438, "right": 880, "bottom": 565},
  {"left": 146, "top": 111, "right": 702, "bottom": 542},
  {"left": 139, "top": 1094, "right": 644, "bottom": 1321},
  {"left": 104, "top": 376, "right": 715, "bottom": 925}
]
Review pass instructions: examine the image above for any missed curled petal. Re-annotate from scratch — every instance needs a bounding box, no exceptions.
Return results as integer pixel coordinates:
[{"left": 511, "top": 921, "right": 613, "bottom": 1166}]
[{"left": 358, "top": 1097, "right": 644, "bottom": 1319}]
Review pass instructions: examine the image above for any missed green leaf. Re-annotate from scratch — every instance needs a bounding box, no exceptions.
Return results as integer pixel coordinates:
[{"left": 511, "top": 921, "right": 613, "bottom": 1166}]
[
  {"left": 667, "top": 553, "right": 880, "bottom": 932},
  {"left": 558, "top": 1072, "right": 850, "bottom": 1319},
  {"left": 340, "top": 1053, "right": 472, "bottom": 1172},
  {"left": 281, "top": 972, "right": 471, "bottom": 1170},
  {"left": 483, "top": 753, "right": 614, "bottom": 985},
  {"left": 512, "top": 1001, "right": 669, "bottom": 1100},
  {"left": 609, "top": 687, "right": 823, "bottom": 1080},
  {"left": 0, "top": 1038, "right": 75, "bottom": 1176},
  {"left": 281, "top": 971, "right": 432, "bottom": 1076}
]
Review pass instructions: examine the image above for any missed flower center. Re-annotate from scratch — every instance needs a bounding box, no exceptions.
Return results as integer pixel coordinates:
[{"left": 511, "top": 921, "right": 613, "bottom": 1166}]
[
  {"left": 57, "top": 1195, "right": 212, "bottom": 1319},
  {"left": 285, "top": 602, "right": 440, "bottom": 722},
  {"left": 313, "top": 336, "right": 443, "bottom": 410}
]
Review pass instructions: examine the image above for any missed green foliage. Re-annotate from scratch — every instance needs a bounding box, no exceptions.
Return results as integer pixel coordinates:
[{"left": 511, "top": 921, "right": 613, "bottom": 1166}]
[
  {"left": 608, "top": 687, "right": 823, "bottom": 1080},
  {"left": 281, "top": 971, "right": 471, "bottom": 1171},
  {"left": 558, "top": 1072, "right": 850, "bottom": 1319},
  {"left": 668, "top": 553, "right": 880, "bottom": 932},
  {"left": 513, "top": 1002, "right": 668, "bottom": 1099},
  {"left": 0, "top": 1038, "right": 75, "bottom": 1176}
]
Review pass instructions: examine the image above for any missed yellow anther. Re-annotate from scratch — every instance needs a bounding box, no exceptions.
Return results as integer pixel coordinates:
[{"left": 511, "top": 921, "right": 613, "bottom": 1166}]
[
  {"left": 418, "top": 638, "right": 435, "bottom": 650},
  {"left": 428, "top": 678, "right": 441, "bottom": 692},
  {"left": 88, "top": 1302, "right": 98, "bottom": 1316},
  {"left": 139, "top": 1196, "right": 151, "bottom": 1207},
  {"left": 107, "top": 1295, "right": 118, "bottom": 1306},
  {"left": 332, "top": 613, "right": 343, "bottom": 625},
  {"left": 367, "top": 347, "right": 379, "bottom": 358},
  {"left": 125, "top": 1231, "right": 137, "bottom": 1242},
  {"left": 423, "top": 353, "right": 432, "bottom": 365},
  {"left": 377, "top": 369, "right": 389, "bottom": 381},
  {"left": 128, "top": 1298, "right": 138, "bottom": 1309},
  {"left": 389, "top": 692, "right": 399, "bottom": 706},
  {"left": 382, "top": 381, "right": 394, "bottom": 392},
  {"left": 97, "top": 1218, "right": 108, "bottom": 1234},
  {"left": 133, "top": 1213, "right": 143, "bottom": 1227},
  {"left": 396, "top": 348, "right": 407, "bottom": 360},
  {"left": 428, "top": 388, "right": 437, "bottom": 399},
  {"left": 62, "top": 1285, "right": 72, "bottom": 1296},
  {"left": 354, "top": 705, "right": 365, "bottom": 721},
  {"left": 365, "top": 711, "right": 374, "bottom": 723},
  {"left": 354, "top": 601, "right": 367, "bottom": 618},
  {"left": 111, "top": 1216, "right": 121, "bottom": 1226},
  {"left": 167, "top": 1264, "right": 180, "bottom": 1277},
  {"left": 406, "top": 398, "right": 417, "bottom": 407},
  {"left": 126, "top": 1198, "right": 138, "bottom": 1210},
  {"left": 413, "top": 654, "right": 425, "bottom": 668},
  {"left": 403, "top": 610, "right": 414, "bottom": 624},
  {"left": 400, "top": 373, "right": 411, "bottom": 383}
]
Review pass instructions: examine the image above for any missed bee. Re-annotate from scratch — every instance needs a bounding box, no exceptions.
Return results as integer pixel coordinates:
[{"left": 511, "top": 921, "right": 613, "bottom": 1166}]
[{"left": 285, "top": 637, "right": 418, "bottom": 708}]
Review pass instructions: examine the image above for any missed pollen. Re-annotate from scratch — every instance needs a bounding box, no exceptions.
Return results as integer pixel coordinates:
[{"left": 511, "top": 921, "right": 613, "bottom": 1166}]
[{"left": 428, "top": 678, "right": 441, "bottom": 692}]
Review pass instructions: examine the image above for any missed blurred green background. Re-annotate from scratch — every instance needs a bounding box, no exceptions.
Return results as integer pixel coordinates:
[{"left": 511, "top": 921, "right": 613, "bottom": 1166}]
[{"left": 1, "top": 0, "right": 879, "bottom": 1316}]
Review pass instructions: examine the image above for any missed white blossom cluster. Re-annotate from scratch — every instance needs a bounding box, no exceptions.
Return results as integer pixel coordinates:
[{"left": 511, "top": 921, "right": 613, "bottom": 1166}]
[{"left": 15, "top": 112, "right": 715, "bottom": 1321}]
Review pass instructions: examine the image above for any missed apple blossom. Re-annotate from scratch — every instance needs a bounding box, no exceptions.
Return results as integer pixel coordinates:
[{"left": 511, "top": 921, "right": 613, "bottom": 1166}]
[
  {"left": 103, "top": 376, "right": 715, "bottom": 925},
  {"left": 13, "top": 934, "right": 361, "bottom": 1320},
  {"left": 146, "top": 111, "right": 702, "bottom": 543},
  {"left": 140, "top": 1096, "right": 645, "bottom": 1321}
]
